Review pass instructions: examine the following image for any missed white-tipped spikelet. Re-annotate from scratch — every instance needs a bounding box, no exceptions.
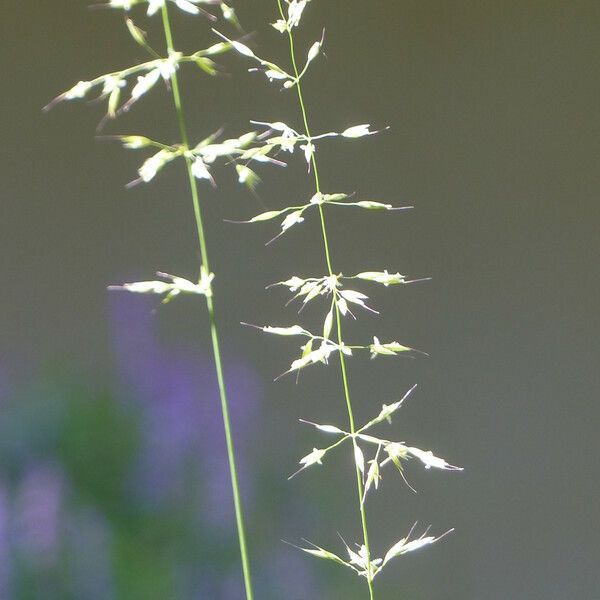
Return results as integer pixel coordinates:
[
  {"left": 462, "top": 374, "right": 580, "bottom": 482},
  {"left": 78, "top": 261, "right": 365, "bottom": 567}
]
[{"left": 108, "top": 270, "right": 215, "bottom": 304}]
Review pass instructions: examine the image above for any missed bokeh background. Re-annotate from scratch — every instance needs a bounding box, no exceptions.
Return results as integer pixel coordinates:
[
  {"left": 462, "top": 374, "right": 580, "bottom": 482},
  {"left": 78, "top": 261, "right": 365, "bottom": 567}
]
[{"left": 3, "top": 1, "right": 600, "bottom": 598}]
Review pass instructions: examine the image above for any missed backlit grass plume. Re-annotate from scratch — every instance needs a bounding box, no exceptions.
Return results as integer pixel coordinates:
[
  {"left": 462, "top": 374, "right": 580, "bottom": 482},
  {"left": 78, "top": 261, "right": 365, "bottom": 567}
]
[
  {"left": 45, "top": 2, "right": 255, "bottom": 598},
  {"left": 225, "top": 1, "right": 463, "bottom": 597}
]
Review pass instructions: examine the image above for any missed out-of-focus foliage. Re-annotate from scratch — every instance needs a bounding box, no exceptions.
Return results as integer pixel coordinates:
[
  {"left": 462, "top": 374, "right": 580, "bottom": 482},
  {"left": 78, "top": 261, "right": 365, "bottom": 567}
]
[{"left": 0, "top": 296, "right": 327, "bottom": 599}]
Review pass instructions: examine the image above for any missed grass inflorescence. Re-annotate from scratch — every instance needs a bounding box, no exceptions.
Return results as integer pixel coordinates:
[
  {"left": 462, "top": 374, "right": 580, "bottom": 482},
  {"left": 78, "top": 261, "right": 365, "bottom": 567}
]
[
  {"left": 46, "top": 1, "right": 256, "bottom": 598},
  {"left": 222, "top": 1, "right": 464, "bottom": 597}
]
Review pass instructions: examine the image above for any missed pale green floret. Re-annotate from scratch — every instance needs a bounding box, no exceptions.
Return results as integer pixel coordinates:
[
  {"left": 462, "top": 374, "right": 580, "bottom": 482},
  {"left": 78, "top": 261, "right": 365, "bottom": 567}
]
[
  {"left": 406, "top": 447, "right": 463, "bottom": 471},
  {"left": 369, "top": 336, "right": 414, "bottom": 358},
  {"left": 195, "top": 131, "right": 258, "bottom": 163},
  {"left": 339, "top": 289, "right": 376, "bottom": 313},
  {"left": 251, "top": 121, "right": 300, "bottom": 152},
  {"left": 220, "top": 2, "right": 241, "bottom": 29},
  {"left": 355, "top": 200, "right": 393, "bottom": 210},
  {"left": 263, "top": 325, "right": 307, "bottom": 336},
  {"left": 381, "top": 442, "right": 463, "bottom": 473},
  {"left": 271, "top": 19, "right": 288, "bottom": 33},
  {"left": 131, "top": 69, "right": 161, "bottom": 99},
  {"left": 310, "top": 192, "right": 349, "bottom": 205},
  {"left": 299, "top": 421, "right": 345, "bottom": 435},
  {"left": 113, "top": 280, "right": 173, "bottom": 295},
  {"left": 281, "top": 210, "right": 305, "bottom": 232},
  {"left": 287, "top": 0, "right": 311, "bottom": 27},
  {"left": 378, "top": 527, "right": 454, "bottom": 570},
  {"left": 300, "top": 447, "right": 326, "bottom": 467},
  {"left": 239, "top": 145, "right": 283, "bottom": 166},
  {"left": 353, "top": 443, "right": 365, "bottom": 475},
  {"left": 296, "top": 543, "right": 350, "bottom": 568},
  {"left": 247, "top": 209, "right": 290, "bottom": 223},
  {"left": 361, "top": 447, "right": 382, "bottom": 505},
  {"left": 300, "top": 340, "right": 350, "bottom": 371},
  {"left": 341, "top": 124, "right": 373, "bottom": 138},
  {"left": 289, "top": 341, "right": 339, "bottom": 372},
  {"left": 301, "top": 281, "right": 322, "bottom": 303},
  {"left": 64, "top": 80, "right": 92, "bottom": 100},
  {"left": 191, "top": 156, "right": 213, "bottom": 182},
  {"left": 354, "top": 270, "right": 407, "bottom": 286},
  {"left": 138, "top": 149, "right": 177, "bottom": 183},
  {"left": 126, "top": 18, "right": 147, "bottom": 46},
  {"left": 322, "top": 308, "right": 333, "bottom": 339},
  {"left": 322, "top": 192, "right": 350, "bottom": 202},
  {"left": 236, "top": 165, "right": 261, "bottom": 192},
  {"left": 264, "top": 68, "right": 291, "bottom": 82},
  {"left": 194, "top": 56, "right": 218, "bottom": 76},
  {"left": 300, "top": 141, "right": 315, "bottom": 165},
  {"left": 356, "top": 433, "right": 385, "bottom": 445},
  {"left": 306, "top": 40, "right": 322, "bottom": 63},
  {"left": 169, "top": 0, "right": 201, "bottom": 16},
  {"left": 337, "top": 297, "right": 349, "bottom": 316},
  {"left": 101, "top": 75, "right": 125, "bottom": 96},
  {"left": 119, "top": 136, "right": 155, "bottom": 149},
  {"left": 202, "top": 41, "right": 231, "bottom": 56},
  {"left": 103, "top": 77, "right": 126, "bottom": 117},
  {"left": 268, "top": 274, "right": 340, "bottom": 305},
  {"left": 157, "top": 51, "right": 183, "bottom": 79},
  {"left": 288, "top": 446, "right": 328, "bottom": 479},
  {"left": 384, "top": 442, "right": 410, "bottom": 463},
  {"left": 108, "top": 0, "right": 134, "bottom": 10},
  {"left": 232, "top": 40, "right": 255, "bottom": 58},
  {"left": 343, "top": 542, "right": 382, "bottom": 579},
  {"left": 270, "top": 275, "right": 306, "bottom": 291},
  {"left": 370, "top": 385, "right": 416, "bottom": 425}
]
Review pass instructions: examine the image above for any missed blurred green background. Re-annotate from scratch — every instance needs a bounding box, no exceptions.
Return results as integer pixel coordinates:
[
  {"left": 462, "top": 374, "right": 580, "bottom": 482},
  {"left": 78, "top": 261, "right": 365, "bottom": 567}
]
[{"left": 2, "top": 0, "right": 599, "bottom": 598}]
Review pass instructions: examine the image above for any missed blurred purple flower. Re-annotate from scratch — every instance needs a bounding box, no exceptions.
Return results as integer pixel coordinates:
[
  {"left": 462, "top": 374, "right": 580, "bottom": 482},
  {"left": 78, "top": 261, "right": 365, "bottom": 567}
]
[
  {"left": 108, "top": 293, "right": 260, "bottom": 524},
  {"left": 0, "top": 479, "right": 12, "bottom": 598},
  {"left": 13, "top": 462, "right": 64, "bottom": 569},
  {"left": 266, "top": 551, "right": 320, "bottom": 599}
]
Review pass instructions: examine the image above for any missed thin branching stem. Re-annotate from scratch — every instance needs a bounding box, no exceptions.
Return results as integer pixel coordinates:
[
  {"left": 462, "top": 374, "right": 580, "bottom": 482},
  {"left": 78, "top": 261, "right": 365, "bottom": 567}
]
[
  {"left": 276, "top": 1, "right": 375, "bottom": 597},
  {"left": 160, "top": 5, "right": 254, "bottom": 599}
]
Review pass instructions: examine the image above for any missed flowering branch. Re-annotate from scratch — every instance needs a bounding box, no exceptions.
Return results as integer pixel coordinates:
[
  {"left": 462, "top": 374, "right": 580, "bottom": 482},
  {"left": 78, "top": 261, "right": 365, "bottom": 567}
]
[
  {"left": 46, "top": 3, "right": 255, "bottom": 598},
  {"left": 226, "top": 0, "right": 462, "bottom": 596}
]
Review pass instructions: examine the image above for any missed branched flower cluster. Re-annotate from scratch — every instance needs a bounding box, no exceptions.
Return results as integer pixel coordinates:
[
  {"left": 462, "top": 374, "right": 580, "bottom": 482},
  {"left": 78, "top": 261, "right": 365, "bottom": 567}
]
[
  {"left": 225, "top": 0, "right": 463, "bottom": 595},
  {"left": 45, "top": 32, "right": 230, "bottom": 120},
  {"left": 43, "top": 9, "right": 276, "bottom": 192}
]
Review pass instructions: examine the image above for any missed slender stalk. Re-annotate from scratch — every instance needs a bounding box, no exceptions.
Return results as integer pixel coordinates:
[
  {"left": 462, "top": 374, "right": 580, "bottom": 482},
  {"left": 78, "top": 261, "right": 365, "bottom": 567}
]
[
  {"left": 160, "top": 6, "right": 254, "bottom": 599},
  {"left": 276, "top": 2, "right": 375, "bottom": 597}
]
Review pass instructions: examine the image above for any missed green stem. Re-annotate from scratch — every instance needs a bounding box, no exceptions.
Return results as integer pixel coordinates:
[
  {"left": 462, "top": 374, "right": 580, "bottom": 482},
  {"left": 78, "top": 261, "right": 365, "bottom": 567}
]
[
  {"left": 160, "top": 6, "right": 254, "bottom": 599},
  {"left": 276, "top": 2, "right": 375, "bottom": 597}
]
